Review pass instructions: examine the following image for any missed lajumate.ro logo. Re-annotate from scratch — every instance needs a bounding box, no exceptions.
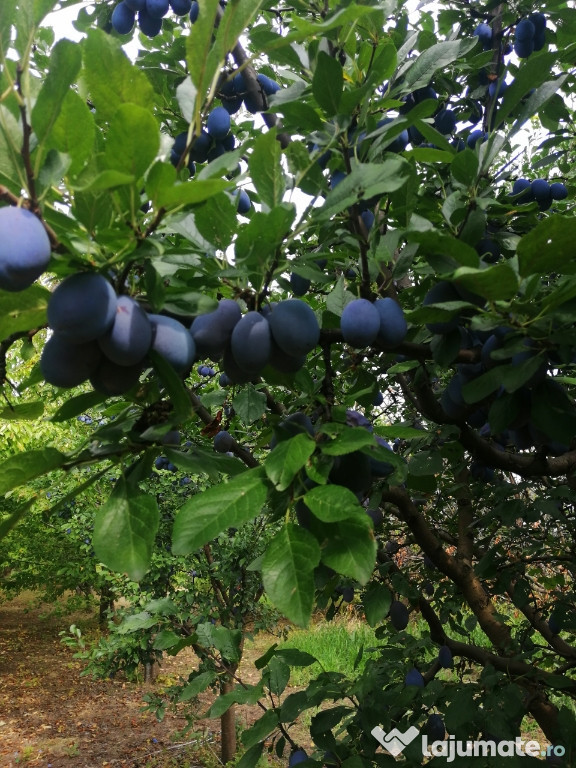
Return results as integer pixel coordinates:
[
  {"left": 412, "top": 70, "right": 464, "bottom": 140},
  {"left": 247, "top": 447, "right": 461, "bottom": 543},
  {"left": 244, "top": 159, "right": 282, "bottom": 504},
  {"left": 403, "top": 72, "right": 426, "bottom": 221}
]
[{"left": 371, "top": 725, "right": 566, "bottom": 762}]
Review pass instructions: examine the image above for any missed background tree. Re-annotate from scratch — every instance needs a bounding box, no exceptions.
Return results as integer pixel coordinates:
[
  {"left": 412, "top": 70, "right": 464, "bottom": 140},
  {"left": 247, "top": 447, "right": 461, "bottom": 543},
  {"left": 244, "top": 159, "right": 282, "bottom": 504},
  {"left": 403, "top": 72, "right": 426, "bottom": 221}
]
[{"left": 1, "top": 0, "right": 576, "bottom": 765}]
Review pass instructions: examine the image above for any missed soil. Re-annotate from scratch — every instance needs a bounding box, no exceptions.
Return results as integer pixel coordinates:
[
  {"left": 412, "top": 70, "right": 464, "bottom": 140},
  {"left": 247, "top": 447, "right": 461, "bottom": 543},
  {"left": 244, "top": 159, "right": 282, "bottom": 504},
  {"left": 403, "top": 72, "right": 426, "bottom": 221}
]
[{"left": 0, "top": 593, "right": 288, "bottom": 768}]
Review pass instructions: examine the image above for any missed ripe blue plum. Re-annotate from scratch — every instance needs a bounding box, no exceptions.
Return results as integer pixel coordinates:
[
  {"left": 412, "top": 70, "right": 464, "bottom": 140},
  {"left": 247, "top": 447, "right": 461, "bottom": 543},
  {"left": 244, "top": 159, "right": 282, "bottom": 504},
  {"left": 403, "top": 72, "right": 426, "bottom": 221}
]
[
  {"left": 47, "top": 273, "right": 117, "bottom": 343},
  {"left": 290, "top": 272, "right": 310, "bottom": 297},
  {"left": 234, "top": 189, "right": 251, "bottom": 214},
  {"left": 426, "top": 715, "right": 446, "bottom": 741},
  {"left": 138, "top": 7, "right": 163, "bottom": 36},
  {"left": 289, "top": 749, "right": 308, "bottom": 767},
  {"left": 189, "top": 0, "right": 199, "bottom": 22},
  {"left": 170, "top": 0, "right": 191, "bottom": 13},
  {"left": 0, "top": 207, "right": 51, "bottom": 292},
  {"left": 423, "top": 281, "right": 461, "bottom": 334},
  {"left": 41, "top": 335, "right": 103, "bottom": 388},
  {"left": 230, "top": 311, "right": 272, "bottom": 373},
  {"left": 206, "top": 106, "right": 231, "bottom": 140},
  {"left": 98, "top": 296, "right": 152, "bottom": 366},
  {"left": 269, "top": 342, "right": 306, "bottom": 373},
  {"left": 473, "top": 22, "right": 492, "bottom": 49},
  {"left": 514, "top": 38, "right": 534, "bottom": 58},
  {"left": 515, "top": 18, "right": 535, "bottom": 40},
  {"left": 550, "top": 182, "right": 568, "bottom": 200},
  {"left": 404, "top": 667, "right": 425, "bottom": 687},
  {"left": 374, "top": 297, "right": 407, "bottom": 348},
  {"left": 89, "top": 358, "right": 142, "bottom": 395},
  {"left": 149, "top": 314, "right": 195, "bottom": 372},
  {"left": 190, "top": 299, "right": 241, "bottom": 359},
  {"left": 438, "top": 645, "right": 454, "bottom": 668},
  {"left": 256, "top": 73, "right": 281, "bottom": 96},
  {"left": 124, "top": 0, "right": 146, "bottom": 8},
  {"left": 340, "top": 299, "right": 381, "bottom": 348},
  {"left": 214, "top": 431, "right": 234, "bottom": 453},
  {"left": 146, "top": 0, "right": 169, "bottom": 17},
  {"left": 268, "top": 299, "right": 320, "bottom": 358},
  {"left": 434, "top": 108, "right": 456, "bottom": 135},
  {"left": 111, "top": 2, "right": 136, "bottom": 33},
  {"left": 389, "top": 600, "right": 409, "bottom": 630},
  {"left": 511, "top": 178, "right": 533, "bottom": 203}
]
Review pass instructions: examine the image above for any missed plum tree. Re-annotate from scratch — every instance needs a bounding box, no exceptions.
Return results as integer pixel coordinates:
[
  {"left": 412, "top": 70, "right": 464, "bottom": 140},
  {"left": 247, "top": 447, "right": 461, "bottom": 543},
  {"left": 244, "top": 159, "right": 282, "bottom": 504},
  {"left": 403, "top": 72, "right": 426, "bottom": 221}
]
[
  {"left": 47, "top": 273, "right": 117, "bottom": 344},
  {"left": 0, "top": 207, "right": 51, "bottom": 292},
  {"left": 2, "top": 0, "right": 576, "bottom": 764}
]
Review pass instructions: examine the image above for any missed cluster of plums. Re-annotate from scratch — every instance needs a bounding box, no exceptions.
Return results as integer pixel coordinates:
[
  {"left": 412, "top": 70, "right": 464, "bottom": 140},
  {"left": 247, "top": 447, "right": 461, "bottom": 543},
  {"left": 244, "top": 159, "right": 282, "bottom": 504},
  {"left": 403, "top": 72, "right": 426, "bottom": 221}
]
[
  {"left": 514, "top": 13, "right": 547, "bottom": 58},
  {"left": 40, "top": 272, "right": 195, "bottom": 395},
  {"left": 0, "top": 206, "right": 51, "bottom": 292},
  {"left": 511, "top": 177, "right": 568, "bottom": 211},
  {"left": 340, "top": 297, "right": 408, "bottom": 349},
  {"left": 421, "top": 282, "right": 574, "bottom": 456},
  {"left": 171, "top": 107, "right": 237, "bottom": 172},
  {"left": 217, "top": 70, "right": 281, "bottom": 115},
  {"left": 110, "top": 0, "right": 199, "bottom": 37}
]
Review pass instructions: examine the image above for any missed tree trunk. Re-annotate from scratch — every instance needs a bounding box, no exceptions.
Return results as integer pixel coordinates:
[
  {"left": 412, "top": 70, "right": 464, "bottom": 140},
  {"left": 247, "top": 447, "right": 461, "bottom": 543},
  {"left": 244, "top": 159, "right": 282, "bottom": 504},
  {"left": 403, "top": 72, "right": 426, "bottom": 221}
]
[{"left": 220, "top": 675, "right": 237, "bottom": 763}]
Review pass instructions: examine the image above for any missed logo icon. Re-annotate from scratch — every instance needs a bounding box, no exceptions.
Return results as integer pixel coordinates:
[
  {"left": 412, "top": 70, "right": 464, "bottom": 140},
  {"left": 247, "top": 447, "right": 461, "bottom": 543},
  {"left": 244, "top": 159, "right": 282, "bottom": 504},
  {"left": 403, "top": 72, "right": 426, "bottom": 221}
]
[{"left": 371, "top": 726, "right": 420, "bottom": 756}]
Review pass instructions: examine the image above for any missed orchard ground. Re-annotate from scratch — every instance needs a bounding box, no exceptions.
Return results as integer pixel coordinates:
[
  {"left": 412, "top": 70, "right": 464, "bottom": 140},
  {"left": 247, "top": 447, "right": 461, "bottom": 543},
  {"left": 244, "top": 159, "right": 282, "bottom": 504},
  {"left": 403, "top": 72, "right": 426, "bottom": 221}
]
[{"left": 0, "top": 593, "right": 309, "bottom": 768}]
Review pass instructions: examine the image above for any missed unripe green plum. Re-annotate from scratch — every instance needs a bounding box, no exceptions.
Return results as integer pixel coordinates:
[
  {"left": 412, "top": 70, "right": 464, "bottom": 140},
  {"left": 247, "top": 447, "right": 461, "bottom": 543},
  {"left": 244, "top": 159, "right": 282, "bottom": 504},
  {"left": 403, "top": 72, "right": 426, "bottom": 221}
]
[{"left": 0, "top": 207, "right": 51, "bottom": 292}]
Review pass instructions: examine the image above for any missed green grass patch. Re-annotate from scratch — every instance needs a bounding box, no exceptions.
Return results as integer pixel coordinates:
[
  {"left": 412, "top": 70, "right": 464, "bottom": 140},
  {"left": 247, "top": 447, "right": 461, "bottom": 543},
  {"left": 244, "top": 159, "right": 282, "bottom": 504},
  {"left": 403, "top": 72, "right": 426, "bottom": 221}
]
[{"left": 278, "top": 614, "right": 380, "bottom": 686}]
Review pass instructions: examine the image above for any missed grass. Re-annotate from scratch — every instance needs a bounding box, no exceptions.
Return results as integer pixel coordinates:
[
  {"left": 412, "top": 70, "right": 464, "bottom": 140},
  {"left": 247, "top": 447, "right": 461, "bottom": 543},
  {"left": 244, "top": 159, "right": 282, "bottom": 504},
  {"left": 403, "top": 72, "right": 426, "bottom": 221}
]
[{"left": 277, "top": 613, "right": 380, "bottom": 685}]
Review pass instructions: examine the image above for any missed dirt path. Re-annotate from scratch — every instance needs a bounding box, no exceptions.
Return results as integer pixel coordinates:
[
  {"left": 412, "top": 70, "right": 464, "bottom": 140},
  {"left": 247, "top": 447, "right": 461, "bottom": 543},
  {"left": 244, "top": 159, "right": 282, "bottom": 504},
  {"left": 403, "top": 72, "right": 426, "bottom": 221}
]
[{"left": 0, "top": 594, "right": 219, "bottom": 768}]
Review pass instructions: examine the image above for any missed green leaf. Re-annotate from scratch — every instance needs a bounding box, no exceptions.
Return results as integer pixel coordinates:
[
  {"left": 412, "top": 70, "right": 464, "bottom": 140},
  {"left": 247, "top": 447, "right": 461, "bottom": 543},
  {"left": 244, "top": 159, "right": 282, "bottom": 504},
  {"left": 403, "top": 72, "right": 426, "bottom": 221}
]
[
  {"left": 104, "top": 104, "right": 159, "bottom": 181},
  {"left": 321, "top": 517, "right": 377, "bottom": 584},
  {"left": 313, "top": 51, "right": 343, "bottom": 116},
  {"left": 72, "top": 169, "right": 135, "bottom": 192},
  {"left": 303, "top": 485, "right": 362, "bottom": 522},
  {"left": 265, "top": 434, "right": 315, "bottom": 491},
  {"left": 0, "top": 106, "right": 25, "bottom": 194},
  {"left": 51, "top": 392, "right": 106, "bottom": 422},
  {"left": 214, "top": 0, "right": 267, "bottom": 72},
  {"left": 236, "top": 743, "right": 265, "bottom": 768},
  {"left": 0, "top": 499, "right": 33, "bottom": 542},
  {"left": 401, "top": 38, "right": 478, "bottom": 90},
  {"left": 48, "top": 90, "right": 95, "bottom": 176},
  {"left": 315, "top": 158, "right": 411, "bottom": 221},
  {"left": 451, "top": 148, "right": 479, "bottom": 187},
  {"left": 262, "top": 523, "right": 321, "bottom": 627},
  {"left": 275, "top": 648, "right": 317, "bottom": 667},
  {"left": 235, "top": 205, "right": 296, "bottom": 282},
  {"left": 172, "top": 467, "right": 268, "bottom": 555},
  {"left": 408, "top": 451, "right": 443, "bottom": 476},
  {"left": 0, "top": 285, "right": 49, "bottom": 338},
  {"left": 319, "top": 424, "right": 376, "bottom": 455},
  {"left": 93, "top": 477, "right": 159, "bottom": 582},
  {"left": 185, "top": 0, "right": 221, "bottom": 108},
  {"left": 267, "top": 655, "right": 291, "bottom": 696},
  {"left": 510, "top": 74, "right": 570, "bottom": 137},
  {"left": 82, "top": 29, "right": 154, "bottom": 122},
  {"left": 194, "top": 193, "right": 238, "bottom": 250},
  {"left": 148, "top": 350, "right": 194, "bottom": 422},
  {"left": 0, "top": 448, "right": 66, "bottom": 496},
  {"left": 232, "top": 385, "right": 267, "bottom": 424},
  {"left": 363, "top": 583, "right": 392, "bottom": 627},
  {"left": 517, "top": 216, "right": 576, "bottom": 278},
  {"left": 248, "top": 129, "right": 284, "bottom": 209},
  {"left": 178, "top": 671, "right": 215, "bottom": 702},
  {"left": 241, "top": 709, "right": 279, "bottom": 749},
  {"left": 451, "top": 263, "right": 519, "bottom": 301},
  {"left": 325, "top": 276, "right": 355, "bottom": 316},
  {"left": 32, "top": 39, "right": 82, "bottom": 153},
  {"left": 163, "top": 445, "right": 243, "bottom": 481},
  {"left": 0, "top": 402, "right": 44, "bottom": 420}
]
